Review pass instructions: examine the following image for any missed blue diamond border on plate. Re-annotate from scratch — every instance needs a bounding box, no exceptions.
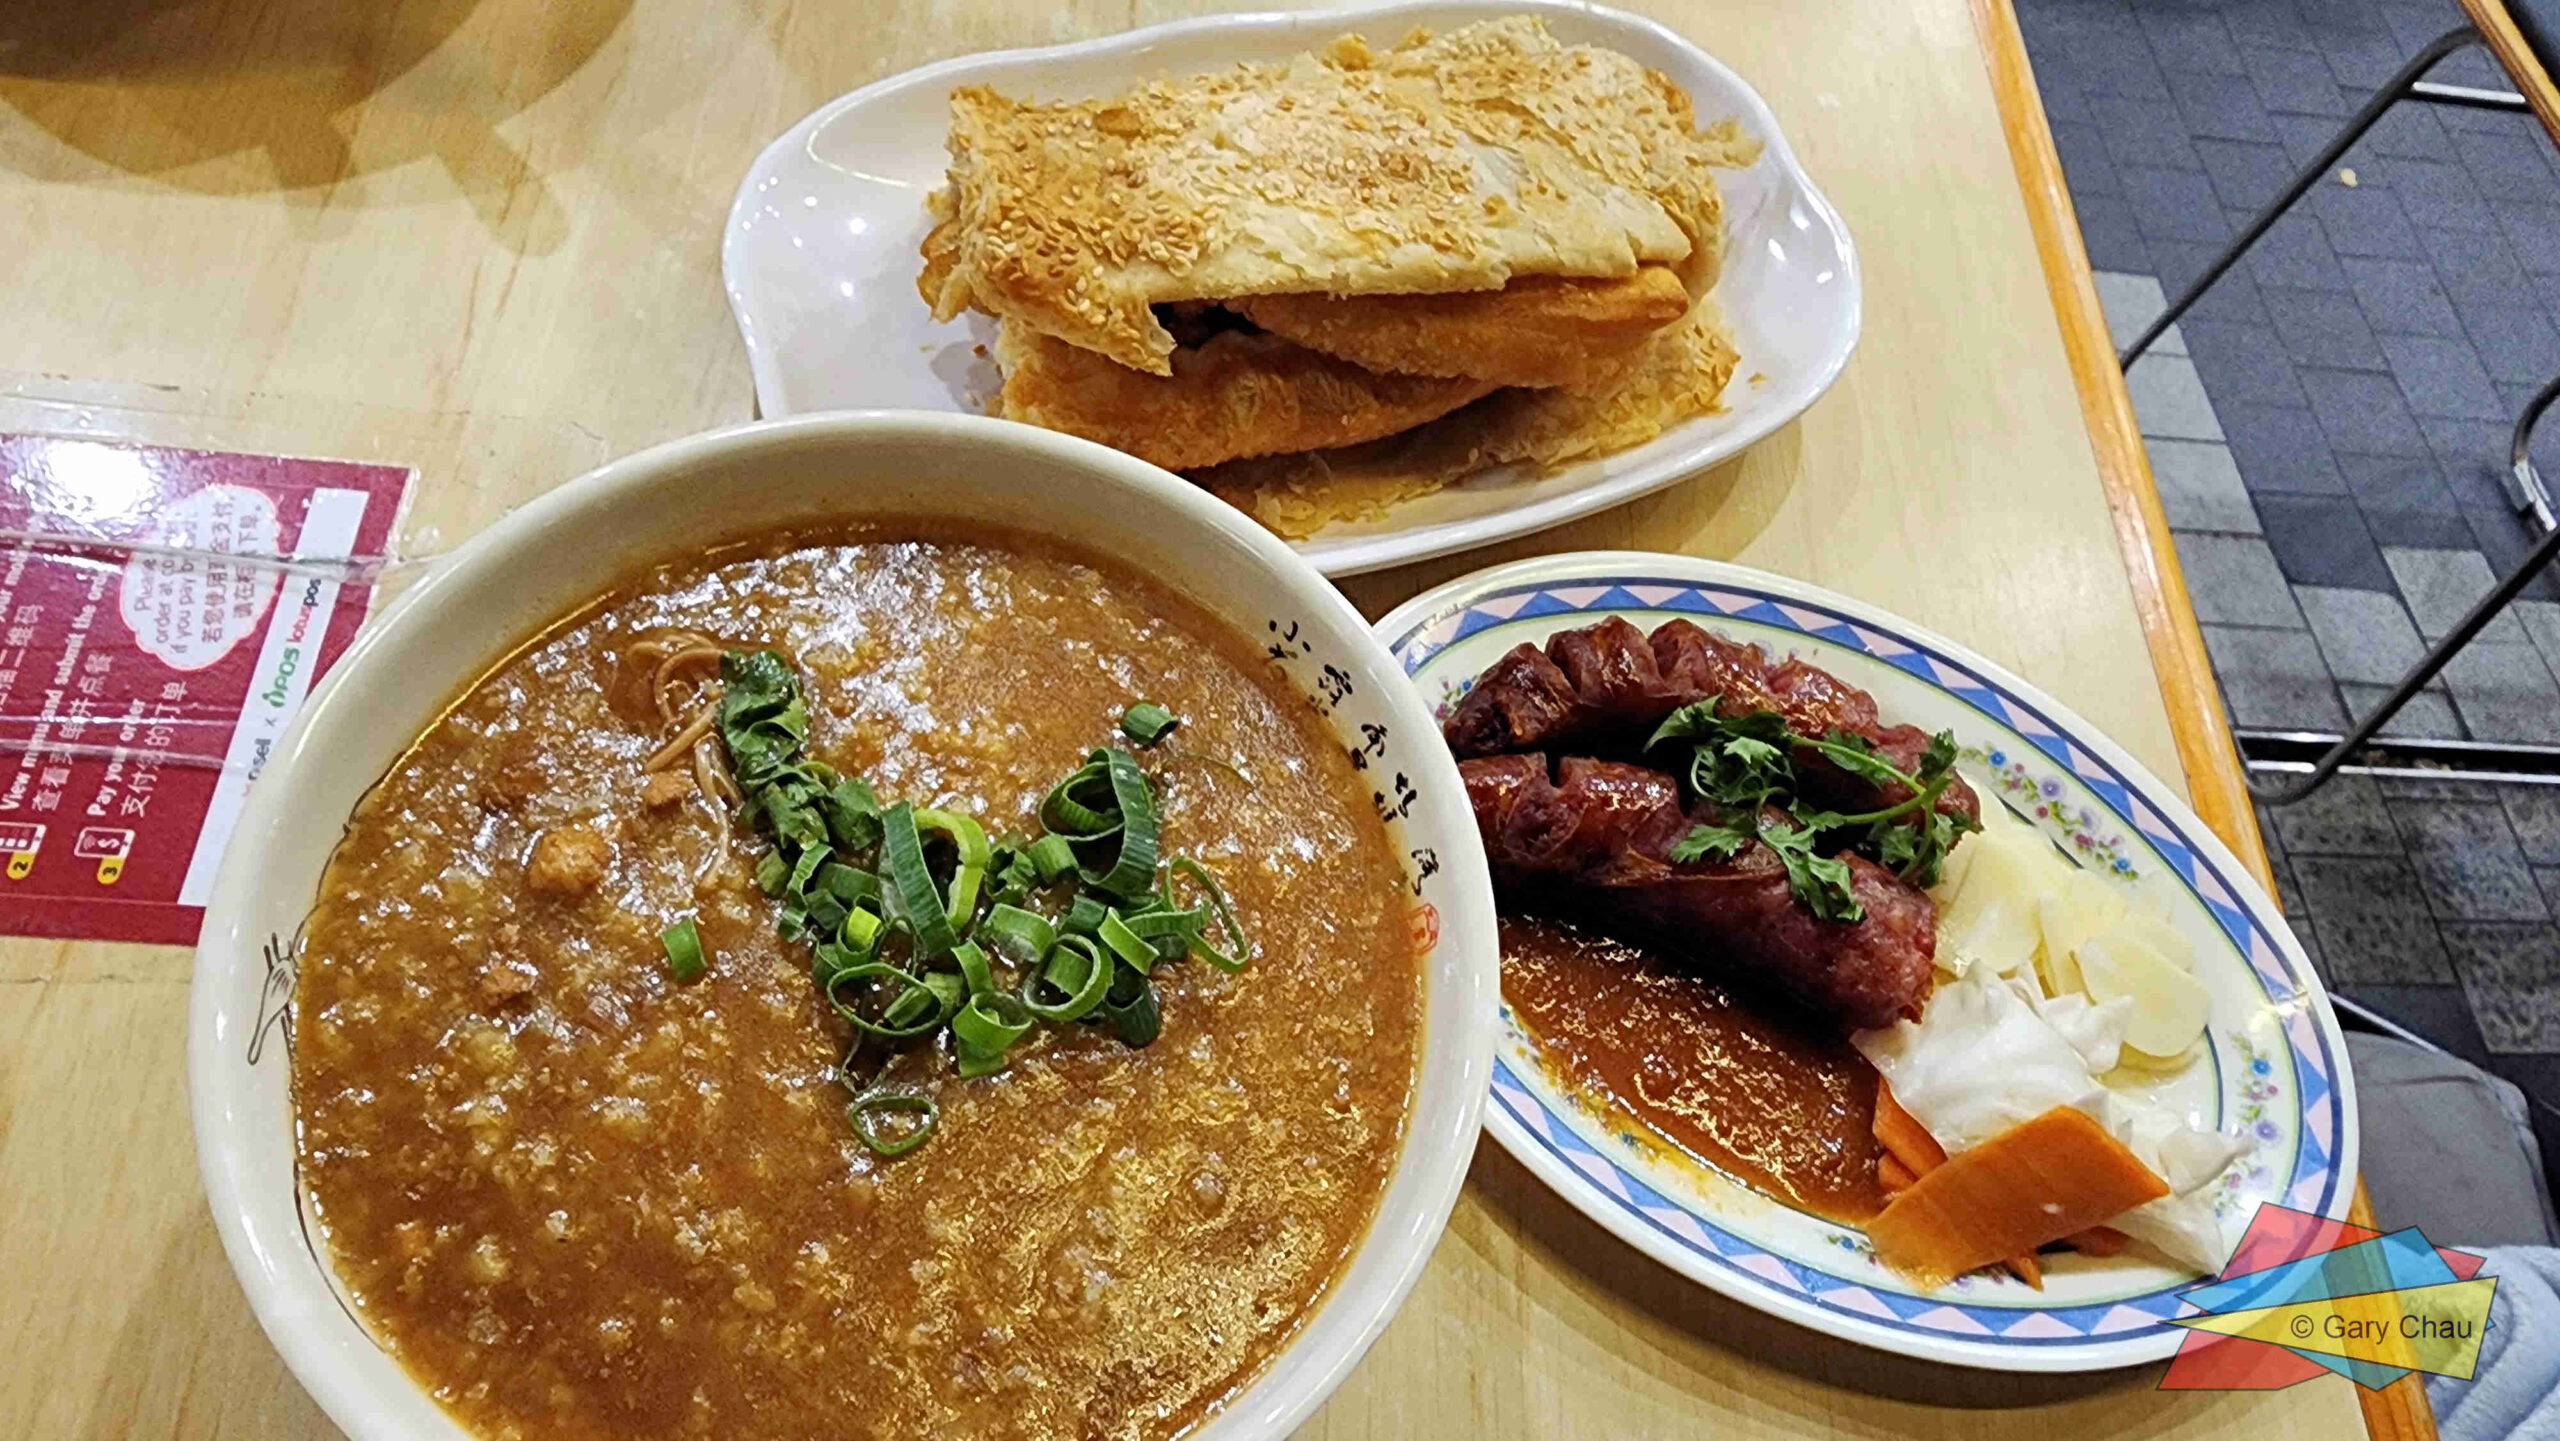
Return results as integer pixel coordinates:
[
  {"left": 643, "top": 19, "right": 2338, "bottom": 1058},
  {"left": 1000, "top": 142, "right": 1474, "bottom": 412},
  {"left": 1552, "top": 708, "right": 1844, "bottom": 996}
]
[{"left": 1393, "top": 577, "right": 2346, "bottom": 1347}]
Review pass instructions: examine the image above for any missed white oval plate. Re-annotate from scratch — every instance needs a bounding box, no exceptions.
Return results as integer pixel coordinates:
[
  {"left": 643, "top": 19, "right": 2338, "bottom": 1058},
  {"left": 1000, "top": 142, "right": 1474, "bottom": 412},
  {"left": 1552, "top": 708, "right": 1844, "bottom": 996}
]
[
  {"left": 1376, "top": 552, "right": 2359, "bottom": 1372},
  {"left": 720, "top": 0, "right": 1859, "bottom": 577}
]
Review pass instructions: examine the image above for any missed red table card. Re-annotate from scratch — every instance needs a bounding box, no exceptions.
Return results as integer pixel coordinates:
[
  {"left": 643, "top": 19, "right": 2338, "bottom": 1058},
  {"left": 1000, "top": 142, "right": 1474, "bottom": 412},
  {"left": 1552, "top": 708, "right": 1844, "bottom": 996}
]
[{"left": 0, "top": 435, "right": 411, "bottom": 945}]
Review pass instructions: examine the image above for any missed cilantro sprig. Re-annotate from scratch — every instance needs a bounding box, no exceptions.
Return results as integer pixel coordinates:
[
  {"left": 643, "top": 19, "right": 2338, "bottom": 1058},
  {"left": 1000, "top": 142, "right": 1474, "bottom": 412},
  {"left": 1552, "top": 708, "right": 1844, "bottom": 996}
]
[{"left": 1645, "top": 700, "right": 1976, "bottom": 923}]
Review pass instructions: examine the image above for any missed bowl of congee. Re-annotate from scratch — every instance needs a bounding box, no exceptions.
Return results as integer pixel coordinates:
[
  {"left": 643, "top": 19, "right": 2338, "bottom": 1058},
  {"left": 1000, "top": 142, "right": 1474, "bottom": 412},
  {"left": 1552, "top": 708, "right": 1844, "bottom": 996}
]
[{"left": 188, "top": 412, "right": 1498, "bottom": 1441}]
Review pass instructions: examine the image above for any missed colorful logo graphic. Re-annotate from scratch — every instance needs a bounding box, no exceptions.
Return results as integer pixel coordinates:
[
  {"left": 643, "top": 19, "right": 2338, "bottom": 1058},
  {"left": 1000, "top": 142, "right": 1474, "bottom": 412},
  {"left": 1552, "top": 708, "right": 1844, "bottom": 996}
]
[{"left": 2161, "top": 1203, "right": 2494, "bottom": 1390}]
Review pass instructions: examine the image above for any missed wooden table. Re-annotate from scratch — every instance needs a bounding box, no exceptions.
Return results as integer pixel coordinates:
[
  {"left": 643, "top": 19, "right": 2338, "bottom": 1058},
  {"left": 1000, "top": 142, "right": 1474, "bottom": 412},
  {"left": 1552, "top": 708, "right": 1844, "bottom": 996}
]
[{"left": 0, "top": 1, "right": 2410, "bottom": 1437}]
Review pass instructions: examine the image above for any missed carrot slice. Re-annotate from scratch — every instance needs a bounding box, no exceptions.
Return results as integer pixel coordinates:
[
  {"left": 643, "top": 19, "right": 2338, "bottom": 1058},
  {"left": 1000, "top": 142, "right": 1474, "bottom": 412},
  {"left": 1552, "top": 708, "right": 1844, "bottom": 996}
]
[
  {"left": 1867, "top": 1105, "right": 2169, "bottom": 1288},
  {"left": 1878, "top": 1154, "right": 1920, "bottom": 1194},
  {"left": 2064, "top": 1225, "right": 2130, "bottom": 1257},
  {"left": 1871, "top": 1083, "right": 1948, "bottom": 1173},
  {"left": 1873, "top": 1083, "right": 2039, "bottom": 1282}
]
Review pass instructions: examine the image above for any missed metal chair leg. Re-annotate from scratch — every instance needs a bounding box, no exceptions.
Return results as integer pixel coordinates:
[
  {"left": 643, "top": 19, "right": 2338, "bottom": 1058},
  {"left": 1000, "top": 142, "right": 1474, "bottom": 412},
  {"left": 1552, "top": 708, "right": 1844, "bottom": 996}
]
[
  {"left": 2119, "top": 25, "right": 2483, "bottom": 368},
  {"left": 2509, "top": 374, "right": 2560, "bottom": 535},
  {"left": 2253, "top": 374, "right": 2560, "bottom": 804}
]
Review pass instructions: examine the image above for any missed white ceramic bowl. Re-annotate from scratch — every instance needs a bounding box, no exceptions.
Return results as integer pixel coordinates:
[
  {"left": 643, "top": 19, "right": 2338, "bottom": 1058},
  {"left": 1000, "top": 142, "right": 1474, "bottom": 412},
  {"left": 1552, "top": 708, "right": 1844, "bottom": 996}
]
[{"left": 188, "top": 412, "right": 1500, "bottom": 1441}]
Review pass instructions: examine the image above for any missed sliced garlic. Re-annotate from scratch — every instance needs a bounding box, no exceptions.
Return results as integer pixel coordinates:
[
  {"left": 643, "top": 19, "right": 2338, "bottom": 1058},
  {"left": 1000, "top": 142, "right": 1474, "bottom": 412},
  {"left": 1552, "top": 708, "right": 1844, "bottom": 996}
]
[
  {"left": 1936, "top": 830, "right": 2053, "bottom": 976},
  {"left": 2034, "top": 865, "right": 2126, "bottom": 1000},
  {"left": 2077, "top": 934, "right": 2211, "bottom": 1059},
  {"left": 2109, "top": 910, "right": 2195, "bottom": 971}
]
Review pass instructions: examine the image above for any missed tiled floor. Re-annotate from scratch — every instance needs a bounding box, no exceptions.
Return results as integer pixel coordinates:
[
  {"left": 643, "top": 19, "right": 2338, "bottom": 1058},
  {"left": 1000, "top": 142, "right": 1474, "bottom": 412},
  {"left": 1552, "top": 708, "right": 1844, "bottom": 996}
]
[
  {"left": 2014, "top": 0, "right": 2560, "bottom": 1186},
  {"left": 2258, "top": 775, "right": 2560, "bottom": 1173},
  {"left": 2099, "top": 263, "right": 2560, "bottom": 744}
]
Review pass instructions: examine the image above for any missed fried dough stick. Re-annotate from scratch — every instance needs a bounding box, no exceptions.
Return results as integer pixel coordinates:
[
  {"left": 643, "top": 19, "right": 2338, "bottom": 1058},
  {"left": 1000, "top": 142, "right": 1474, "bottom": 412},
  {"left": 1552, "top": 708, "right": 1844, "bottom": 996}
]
[
  {"left": 1233, "top": 267, "right": 1693, "bottom": 388},
  {"left": 992, "top": 324, "right": 1496, "bottom": 471}
]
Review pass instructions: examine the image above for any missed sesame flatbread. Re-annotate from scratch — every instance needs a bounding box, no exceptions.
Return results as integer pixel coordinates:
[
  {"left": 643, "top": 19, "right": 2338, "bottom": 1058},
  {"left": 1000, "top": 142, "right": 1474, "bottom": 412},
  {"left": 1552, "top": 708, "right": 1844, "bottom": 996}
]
[
  {"left": 921, "top": 17, "right": 1754, "bottom": 374},
  {"left": 1195, "top": 303, "right": 1743, "bottom": 538}
]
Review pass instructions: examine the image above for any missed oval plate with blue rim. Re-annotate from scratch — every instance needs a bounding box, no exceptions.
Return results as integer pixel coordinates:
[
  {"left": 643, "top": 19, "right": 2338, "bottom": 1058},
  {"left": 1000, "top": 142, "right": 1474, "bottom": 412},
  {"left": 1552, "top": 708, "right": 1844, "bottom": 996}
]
[{"left": 1376, "top": 552, "right": 2357, "bottom": 1372}]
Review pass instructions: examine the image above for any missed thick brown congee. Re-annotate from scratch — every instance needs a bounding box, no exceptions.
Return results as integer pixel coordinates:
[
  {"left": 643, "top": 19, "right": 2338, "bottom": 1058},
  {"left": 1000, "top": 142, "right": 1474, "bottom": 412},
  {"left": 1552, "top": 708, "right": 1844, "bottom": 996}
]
[{"left": 292, "top": 527, "right": 1422, "bottom": 1441}]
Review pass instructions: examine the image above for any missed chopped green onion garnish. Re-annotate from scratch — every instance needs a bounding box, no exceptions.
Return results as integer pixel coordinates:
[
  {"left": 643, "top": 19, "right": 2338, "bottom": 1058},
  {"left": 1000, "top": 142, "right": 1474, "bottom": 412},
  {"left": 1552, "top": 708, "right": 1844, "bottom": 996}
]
[
  {"left": 954, "top": 939, "right": 995, "bottom": 999},
  {"left": 1120, "top": 701, "right": 1180, "bottom": 746},
  {"left": 825, "top": 776, "right": 884, "bottom": 851},
  {"left": 826, "top": 959, "right": 952, "bottom": 1040},
  {"left": 840, "top": 906, "right": 883, "bottom": 950},
  {"left": 952, "top": 992, "right": 1035, "bottom": 1077},
  {"left": 880, "top": 803, "right": 961, "bottom": 959},
  {"left": 1041, "top": 757, "right": 1122, "bottom": 840},
  {"left": 1168, "top": 856, "right": 1251, "bottom": 973},
  {"left": 1024, "top": 833, "right": 1077, "bottom": 883},
  {"left": 984, "top": 842, "right": 1042, "bottom": 906},
  {"left": 1060, "top": 894, "right": 1109, "bottom": 937},
  {"left": 811, "top": 940, "right": 858, "bottom": 986},
  {"left": 1078, "top": 749, "right": 1160, "bottom": 901},
  {"left": 1100, "top": 958, "right": 1161, "bottom": 1047},
  {"left": 816, "top": 861, "right": 881, "bottom": 909},
  {"left": 914, "top": 808, "right": 992, "bottom": 933},
  {"left": 847, "top": 1089, "right": 936, "bottom": 1157},
  {"left": 1121, "top": 903, "right": 1208, "bottom": 962},
  {"left": 1022, "top": 934, "right": 1113, "bottom": 1023},
  {"left": 982, "top": 903, "right": 1056, "bottom": 966},
  {"left": 787, "top": 842, "right": 831, "bottom": 900},
  {"left": 706, "top": 649, "right": 1248, "bottom": 1156},
  {"left": 753, "top": 851, "right": 789, "bottom": 897},
  {"left": 916, "top": 970, "right": 967, "bottom": 1020},
  {"left": 660, "top": 917, "right": 707, "bottom": 981},
  {"left": 1097, "top": 908, "right": 1155, "bottom": 970}
]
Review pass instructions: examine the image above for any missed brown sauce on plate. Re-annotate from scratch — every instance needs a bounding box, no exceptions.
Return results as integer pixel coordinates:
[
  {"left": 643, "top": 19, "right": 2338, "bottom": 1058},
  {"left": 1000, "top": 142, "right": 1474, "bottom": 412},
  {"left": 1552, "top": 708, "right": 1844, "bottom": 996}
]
[
  {"left": 291, "top": 528, "right": 1423, "bottom": 1441},
  {"left": 1500, "top": 916, "right": 1886, "bottom": 1223}
]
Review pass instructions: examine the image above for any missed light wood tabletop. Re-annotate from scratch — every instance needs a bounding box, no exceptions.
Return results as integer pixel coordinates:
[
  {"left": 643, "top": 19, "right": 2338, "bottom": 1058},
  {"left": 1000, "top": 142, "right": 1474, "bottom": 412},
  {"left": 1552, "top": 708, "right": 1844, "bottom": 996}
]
[{"left": 0, "top": 0, "right": 2402, "bottom": 1438}]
